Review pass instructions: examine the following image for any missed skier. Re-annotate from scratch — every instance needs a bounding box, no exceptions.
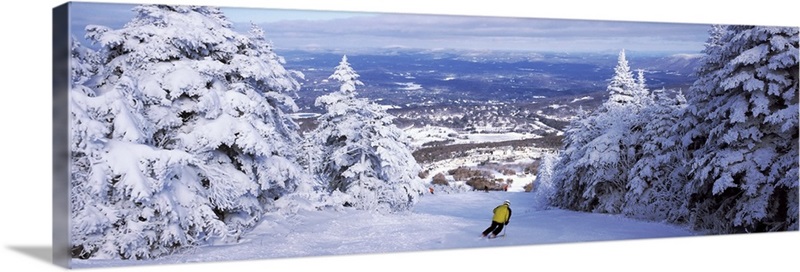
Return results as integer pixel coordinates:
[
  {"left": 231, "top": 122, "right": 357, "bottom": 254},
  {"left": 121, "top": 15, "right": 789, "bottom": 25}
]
[{"left": 481, "top": 200, "right": 512, "bottom": 238}]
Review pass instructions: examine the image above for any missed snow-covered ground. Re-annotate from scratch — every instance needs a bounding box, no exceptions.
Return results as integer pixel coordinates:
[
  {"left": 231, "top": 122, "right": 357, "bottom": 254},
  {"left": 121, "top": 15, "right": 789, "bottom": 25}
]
[
  {"left": 422, "top": 154, "right": 540, "bottom": 192},
  {"left": 459, "top": 132, "right": 541, "bottom": 144},
  {"left": 72, "top": 191, "right": 697, "bottom": 268},
  {"left": 404, "top": 125, "right": 541, "bottom": 148}
]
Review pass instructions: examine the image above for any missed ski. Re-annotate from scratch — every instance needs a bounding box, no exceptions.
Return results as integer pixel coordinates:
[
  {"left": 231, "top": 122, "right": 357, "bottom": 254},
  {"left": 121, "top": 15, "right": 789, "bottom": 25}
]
[{"left": 480, "top": 233, "right": 505, "bottom": 239}]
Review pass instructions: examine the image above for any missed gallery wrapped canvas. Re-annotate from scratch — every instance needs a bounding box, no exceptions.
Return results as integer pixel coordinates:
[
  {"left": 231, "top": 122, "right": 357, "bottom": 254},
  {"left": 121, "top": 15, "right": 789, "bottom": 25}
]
[{"left": 52, "top": 0, "right": 798, "bottom": 270}]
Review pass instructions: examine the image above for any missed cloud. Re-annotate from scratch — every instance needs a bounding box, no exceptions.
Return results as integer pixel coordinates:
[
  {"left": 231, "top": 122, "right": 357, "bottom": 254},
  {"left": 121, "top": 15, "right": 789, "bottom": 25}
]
[
  {"left": 67, "top": 2, "right": 711, "bottom": 53},
  {"left": 247, "top": 13, "right": 712, "bottom": 52}
]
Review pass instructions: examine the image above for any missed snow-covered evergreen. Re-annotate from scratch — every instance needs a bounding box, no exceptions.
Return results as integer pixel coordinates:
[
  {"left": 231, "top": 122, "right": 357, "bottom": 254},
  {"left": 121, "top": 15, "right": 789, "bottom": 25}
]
[
  {"left": 679, "top": 26, "right": 799, "bottom": 233},
  {"left": 550, "top": 50, "right": 650, "bottom": 213},
  {"left": 305, "top": 56, "right": 426, "bottom": 212},
  {"left": 632, "top": 69, "right": 654, "bottom": 109},
  {"left": 623, "top": 91, "right": 689, "bottom": 222},
  {"left": 69, "top": 5, "right": 309, "bottom": 259},
  {"left": 603, "top": 49, "right": 639, "bottom": 108},
  {"left": 549, "top": 107, "right": 596, "bottom": 209},
  {"left": 531, "top": 151, "right": 559, "bottom": 209},
  {"left": 547, "top": 25, "right": 798, "bottom": 234}
]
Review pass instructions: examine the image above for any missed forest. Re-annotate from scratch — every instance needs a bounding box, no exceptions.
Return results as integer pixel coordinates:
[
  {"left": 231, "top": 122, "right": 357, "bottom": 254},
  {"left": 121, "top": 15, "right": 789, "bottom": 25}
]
[{"left": 533, "top": 27, "right": 798, "bottom": 234}]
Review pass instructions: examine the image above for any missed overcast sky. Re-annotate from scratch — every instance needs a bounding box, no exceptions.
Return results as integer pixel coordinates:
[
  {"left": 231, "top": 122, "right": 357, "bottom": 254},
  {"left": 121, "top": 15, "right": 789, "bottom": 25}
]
[{"left": 71, "top": 2, "right": 712, "bottom": 53}]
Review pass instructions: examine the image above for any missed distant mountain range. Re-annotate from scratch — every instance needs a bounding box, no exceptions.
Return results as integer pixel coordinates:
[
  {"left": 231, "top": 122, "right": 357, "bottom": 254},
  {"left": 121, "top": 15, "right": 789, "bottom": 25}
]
[{"left": 284, "top": 49, "right": 701, "bottom": 134}]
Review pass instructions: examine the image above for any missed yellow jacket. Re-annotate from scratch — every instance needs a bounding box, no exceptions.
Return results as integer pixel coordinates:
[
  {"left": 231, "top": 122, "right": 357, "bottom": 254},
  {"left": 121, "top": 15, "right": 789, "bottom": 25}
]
[{"left": 492, "top": 203, "right": 511, "bottom": 223}]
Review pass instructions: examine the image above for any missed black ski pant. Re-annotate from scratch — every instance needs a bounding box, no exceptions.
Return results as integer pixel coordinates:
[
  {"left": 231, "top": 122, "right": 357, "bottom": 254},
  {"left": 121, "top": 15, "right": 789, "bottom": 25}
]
[{"left": 482, "top": 221, "right": 505, "bottom": 236}]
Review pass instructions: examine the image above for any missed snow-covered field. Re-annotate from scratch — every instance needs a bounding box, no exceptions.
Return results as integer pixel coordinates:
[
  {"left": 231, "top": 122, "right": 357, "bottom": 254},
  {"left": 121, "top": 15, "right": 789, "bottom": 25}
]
[
  {"left": 405, "top": 124, "right": 551, "bottom": 192},
  {"left": 72, "top": 191, "right": 697, "bottom": 268},
  {"left": 422, "top": 152, "right": 540, "bottom": 192},
  {"left": 405, "top": 125, "right": 541, "bottom": 148}
]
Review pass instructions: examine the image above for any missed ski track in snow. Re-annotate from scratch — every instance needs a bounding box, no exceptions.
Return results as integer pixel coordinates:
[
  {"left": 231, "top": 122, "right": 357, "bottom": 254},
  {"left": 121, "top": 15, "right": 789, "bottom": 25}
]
[{"left": 72, "top": 192, "right": 697, "bottom": 268}]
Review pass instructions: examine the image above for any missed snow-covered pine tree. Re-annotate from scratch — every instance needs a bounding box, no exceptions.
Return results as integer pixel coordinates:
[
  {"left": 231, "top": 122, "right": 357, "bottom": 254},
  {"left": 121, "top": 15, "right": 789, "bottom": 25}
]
[
  {"left": 531, "top": 151, "right": 559, "bottom": 209},
  {"left": 70, "top": 5, "right": 308, "bottom": 259},
  {"left": 68, "top": 36, "right": 117, "bottom": 259},
  {"left": 632, "top": 69, "right": 654, "bottom": 109},
  {"left": 680, "top": 26, "right": 799, "bottom": 233},
  {"left": 550, "top": 50, "right": 650, "bottom": 213},
  {"left": 244, "top": 22, "right": 305, "bottom": 98},
  {"left": 327, "top": 55, "right": 363, "bottom": 94},
  {"left": 306, "top": 56, "right": 426, "bottom": 212},
  {"left": 603, "top": 49, "right": 638, "bottom": 109},
  {"left": 623, "top": 91, "right": 689, "bottom": 222},
  {"left": 69, "top": 36, "right": 99, "bottom": 96},
  {"left": 662, "top": 25, "right": 730, "bottom": 230},
  {"left": 676, "top": 25, "right": 728, "bottom": 155},
  {"left": 549, "top": 107, "right": 603, "bottom": 210}
]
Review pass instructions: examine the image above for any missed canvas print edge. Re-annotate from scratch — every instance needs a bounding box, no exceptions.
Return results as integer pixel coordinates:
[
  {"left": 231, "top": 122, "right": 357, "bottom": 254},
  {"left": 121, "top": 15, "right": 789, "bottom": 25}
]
[{"left": 53, "top": 2, "right": 71, "bottom": 269}]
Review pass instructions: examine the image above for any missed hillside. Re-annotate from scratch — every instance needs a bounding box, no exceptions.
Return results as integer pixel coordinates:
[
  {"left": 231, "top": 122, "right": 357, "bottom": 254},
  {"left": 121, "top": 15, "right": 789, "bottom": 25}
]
[{"left": 71, "top": 191, "right": 697, "bottom": 268}]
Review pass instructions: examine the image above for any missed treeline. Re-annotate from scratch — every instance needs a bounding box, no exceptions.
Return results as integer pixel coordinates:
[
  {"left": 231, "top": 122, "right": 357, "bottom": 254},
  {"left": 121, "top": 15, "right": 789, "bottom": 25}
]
[{"left": 535, "top": 26, "right": 798, "bottom": 234}]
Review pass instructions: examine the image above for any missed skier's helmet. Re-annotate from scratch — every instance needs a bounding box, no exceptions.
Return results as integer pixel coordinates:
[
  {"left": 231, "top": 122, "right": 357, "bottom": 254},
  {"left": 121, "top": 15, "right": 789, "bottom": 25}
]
[{"left": 504, "top": 200, "right": 511, "bottom": 205}]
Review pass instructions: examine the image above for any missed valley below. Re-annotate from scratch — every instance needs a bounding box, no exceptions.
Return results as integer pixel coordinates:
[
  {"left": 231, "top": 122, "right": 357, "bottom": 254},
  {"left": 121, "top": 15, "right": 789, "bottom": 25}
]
[{"left": 286, "top": 49, "right": 699, "bottom": 192}]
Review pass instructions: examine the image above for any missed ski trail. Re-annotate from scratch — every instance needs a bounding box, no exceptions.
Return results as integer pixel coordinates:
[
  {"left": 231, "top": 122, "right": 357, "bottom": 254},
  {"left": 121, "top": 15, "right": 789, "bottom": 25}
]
[{"left": 71, "top": 191, "right": 697, "bottom": 268}]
